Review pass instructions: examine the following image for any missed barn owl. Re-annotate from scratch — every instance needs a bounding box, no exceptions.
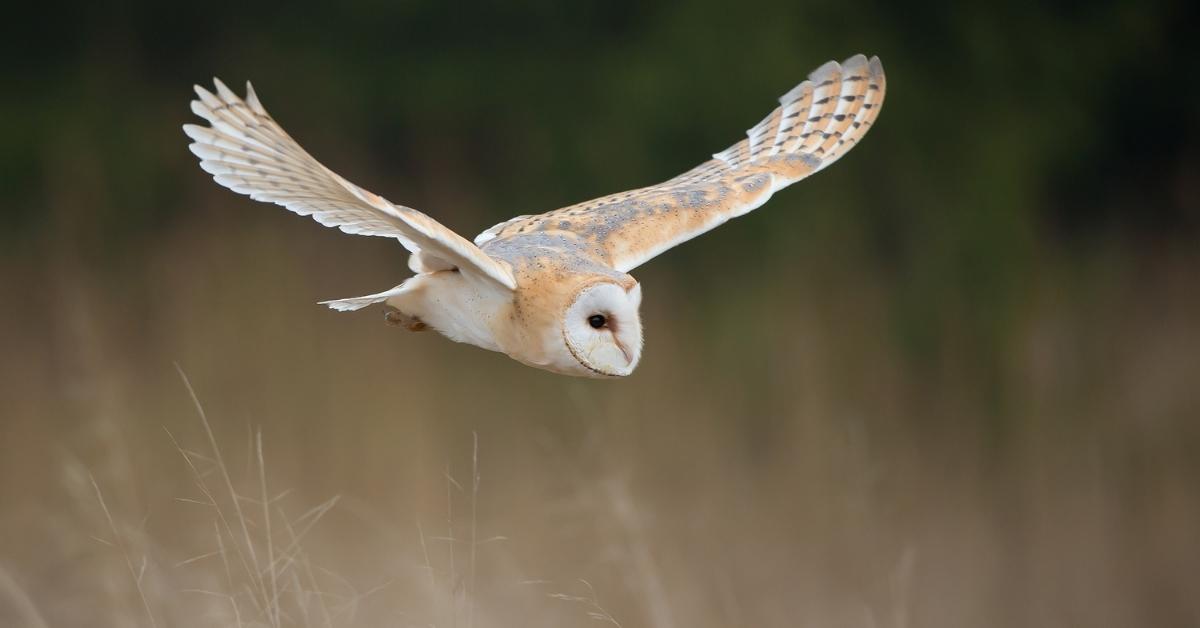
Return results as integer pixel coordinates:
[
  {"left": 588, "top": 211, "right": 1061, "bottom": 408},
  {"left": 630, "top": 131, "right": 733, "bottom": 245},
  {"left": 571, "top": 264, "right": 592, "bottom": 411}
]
[{"left": 184, "top": 54, "right": 885, "bottom": 377}]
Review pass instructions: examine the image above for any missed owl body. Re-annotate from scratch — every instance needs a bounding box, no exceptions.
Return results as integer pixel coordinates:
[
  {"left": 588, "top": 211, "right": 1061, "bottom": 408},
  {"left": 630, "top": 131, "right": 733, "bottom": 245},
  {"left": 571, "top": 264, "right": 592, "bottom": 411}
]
[
  {"left": 393, "top": 239, "right": 643, "bottom": 376},
  {"left": 384, "top": 271, "right": 507, "bottom": 352},
  {"left": 184, "top": 54, "right": 885, "bottom": 377}
]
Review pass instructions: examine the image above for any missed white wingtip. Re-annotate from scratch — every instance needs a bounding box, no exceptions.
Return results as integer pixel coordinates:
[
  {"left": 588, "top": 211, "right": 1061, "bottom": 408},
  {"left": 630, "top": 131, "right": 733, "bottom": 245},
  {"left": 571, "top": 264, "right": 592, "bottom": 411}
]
[
  {"left": 778, "top": 79, "right": 812, "bottom": 105},
  {"left": 869, "top": 55, "right": 885, "bottom": 77},
  {"left": 244, "top": 81, "right": 266, "bottom": 113},
  {"left": 809, "top": 59, "right": 841, "bottom": 83},
  {"left": 181, "top": 123, "right": 205, "bottom": 141},
  {"left": 193, "top": 84, "right": 219, "bottom": 106},
  {"left": 842, "top": 53, "right": 869, "bottom": 71}
]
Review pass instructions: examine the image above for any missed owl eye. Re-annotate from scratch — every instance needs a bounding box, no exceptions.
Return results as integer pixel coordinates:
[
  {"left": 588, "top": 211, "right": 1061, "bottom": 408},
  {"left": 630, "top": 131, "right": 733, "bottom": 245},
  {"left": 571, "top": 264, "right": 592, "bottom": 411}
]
[{"left": 588, "top": 314, "right": 607, "bottom": 329}]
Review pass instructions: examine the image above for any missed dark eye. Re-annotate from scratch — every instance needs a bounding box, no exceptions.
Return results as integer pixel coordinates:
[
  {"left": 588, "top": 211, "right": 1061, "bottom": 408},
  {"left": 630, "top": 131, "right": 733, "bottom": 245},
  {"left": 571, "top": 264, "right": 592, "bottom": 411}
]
[{"left": 588, "top": 314, "right": 607, "bottom": 329}]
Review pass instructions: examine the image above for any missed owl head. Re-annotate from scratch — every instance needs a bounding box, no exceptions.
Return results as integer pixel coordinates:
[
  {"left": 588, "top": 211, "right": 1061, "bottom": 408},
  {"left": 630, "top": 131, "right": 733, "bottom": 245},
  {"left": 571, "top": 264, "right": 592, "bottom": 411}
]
[{"left": 556, "top": 279, "right": 643, "bottom": 377}]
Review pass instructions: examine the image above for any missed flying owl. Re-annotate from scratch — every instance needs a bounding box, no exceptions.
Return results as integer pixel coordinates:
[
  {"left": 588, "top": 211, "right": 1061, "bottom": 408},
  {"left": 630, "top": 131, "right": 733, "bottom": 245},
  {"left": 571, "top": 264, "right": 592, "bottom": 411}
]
[{"left": 184, "top": 54, "right": 885, "bottom": 377}]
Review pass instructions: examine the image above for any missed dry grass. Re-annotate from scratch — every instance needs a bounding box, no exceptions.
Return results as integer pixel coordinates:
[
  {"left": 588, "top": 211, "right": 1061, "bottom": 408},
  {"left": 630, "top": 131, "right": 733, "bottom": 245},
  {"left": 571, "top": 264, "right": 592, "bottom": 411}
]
[
  {"left": 52, "top": 365, "right": 636, "bottom": 628},
  {"left": 1, "top": 220, "right": 1199, "bottom": 627}
]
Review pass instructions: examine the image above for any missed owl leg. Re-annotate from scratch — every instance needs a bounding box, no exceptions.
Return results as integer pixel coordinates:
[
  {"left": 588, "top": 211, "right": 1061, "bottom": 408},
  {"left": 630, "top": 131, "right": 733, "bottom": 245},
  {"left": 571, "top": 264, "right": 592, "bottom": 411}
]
[{"left": 384, "top": 306, "right": 428, "bottom": 332}]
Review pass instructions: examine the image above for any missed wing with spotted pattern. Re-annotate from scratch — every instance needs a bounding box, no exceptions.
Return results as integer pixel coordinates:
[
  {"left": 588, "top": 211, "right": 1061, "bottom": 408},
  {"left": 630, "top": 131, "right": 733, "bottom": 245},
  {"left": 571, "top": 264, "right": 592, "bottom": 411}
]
[
  {"left": 183, "top": 79, "right": 517, "bottom": 291},
  {"left": 478, "top": 55, "right": 885, "bottom": 273}
]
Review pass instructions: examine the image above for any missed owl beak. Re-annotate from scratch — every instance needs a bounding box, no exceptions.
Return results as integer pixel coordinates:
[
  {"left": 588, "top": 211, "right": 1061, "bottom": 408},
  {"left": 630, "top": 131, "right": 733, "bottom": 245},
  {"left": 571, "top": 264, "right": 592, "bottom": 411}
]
[
  {"left": 584, "top": 340, "right": 633, "bottom": 375},
  {"left": 611, "top": 335, "right": 632, "bottom": 364}
]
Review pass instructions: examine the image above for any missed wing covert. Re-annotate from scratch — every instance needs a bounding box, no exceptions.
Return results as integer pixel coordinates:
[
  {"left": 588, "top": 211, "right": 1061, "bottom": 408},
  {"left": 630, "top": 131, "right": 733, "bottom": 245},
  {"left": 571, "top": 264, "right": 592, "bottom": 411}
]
[{"left": 480, "top": 55, "right": 885, "bottom": 272}]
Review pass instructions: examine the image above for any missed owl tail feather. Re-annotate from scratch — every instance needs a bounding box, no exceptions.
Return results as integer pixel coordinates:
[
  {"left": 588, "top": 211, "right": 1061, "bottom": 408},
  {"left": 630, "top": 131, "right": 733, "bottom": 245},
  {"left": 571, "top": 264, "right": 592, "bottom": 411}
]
[{"left": 319, "top": 283, "right": 409, "bottom": 312}]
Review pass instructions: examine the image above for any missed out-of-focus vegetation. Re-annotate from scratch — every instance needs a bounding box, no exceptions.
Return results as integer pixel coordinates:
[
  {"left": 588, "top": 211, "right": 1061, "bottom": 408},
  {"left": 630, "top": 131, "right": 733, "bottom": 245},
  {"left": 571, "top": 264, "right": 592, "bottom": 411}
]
[{"left": 1, "top": 1, "right": 1197, "bottom": 627}]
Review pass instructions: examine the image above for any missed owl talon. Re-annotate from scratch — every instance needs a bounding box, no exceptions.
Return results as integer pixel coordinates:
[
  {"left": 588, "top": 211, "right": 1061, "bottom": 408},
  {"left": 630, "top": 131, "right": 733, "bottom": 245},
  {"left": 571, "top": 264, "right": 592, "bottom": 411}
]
[{"left": 385, "top": 308, "right": 428, "bottom": 332}]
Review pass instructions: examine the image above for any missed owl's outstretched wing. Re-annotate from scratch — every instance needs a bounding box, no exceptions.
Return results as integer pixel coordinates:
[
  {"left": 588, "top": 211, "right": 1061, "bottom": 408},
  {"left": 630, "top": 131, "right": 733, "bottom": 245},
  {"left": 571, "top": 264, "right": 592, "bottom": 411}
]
[
  {"left": 184, "top": 79, "right": 517, "bottom": 291},
  {"left": 476, "top": 55, "right": 884, "bottom": 273}
]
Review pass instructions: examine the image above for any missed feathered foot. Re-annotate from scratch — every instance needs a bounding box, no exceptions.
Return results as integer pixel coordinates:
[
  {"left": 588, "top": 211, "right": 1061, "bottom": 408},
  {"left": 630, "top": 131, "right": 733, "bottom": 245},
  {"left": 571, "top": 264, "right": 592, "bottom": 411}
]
[{"left": 384, "top": 307, "right": 428, "bottom": 332}]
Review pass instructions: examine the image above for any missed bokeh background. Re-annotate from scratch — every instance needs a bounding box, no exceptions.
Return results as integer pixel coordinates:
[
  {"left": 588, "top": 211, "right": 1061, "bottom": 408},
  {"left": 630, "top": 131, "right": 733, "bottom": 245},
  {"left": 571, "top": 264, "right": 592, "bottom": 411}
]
[{"left": 2, "top": 1, "right": 1198, "bottom": 626}]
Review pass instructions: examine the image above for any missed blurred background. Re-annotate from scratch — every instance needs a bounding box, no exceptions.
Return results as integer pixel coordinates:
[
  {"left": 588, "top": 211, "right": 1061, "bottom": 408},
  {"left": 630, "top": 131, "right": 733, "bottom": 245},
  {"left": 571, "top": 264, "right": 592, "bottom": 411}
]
[{"left": 1, "top": 1, "right": 1198, "bottom": 626}]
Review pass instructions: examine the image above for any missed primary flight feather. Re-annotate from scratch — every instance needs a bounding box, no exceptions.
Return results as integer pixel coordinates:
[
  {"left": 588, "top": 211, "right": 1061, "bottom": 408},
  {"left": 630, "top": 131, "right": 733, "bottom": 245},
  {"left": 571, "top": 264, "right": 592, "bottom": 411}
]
[{"left": 184, "top": 54, "right": 886, "bottom": 377}]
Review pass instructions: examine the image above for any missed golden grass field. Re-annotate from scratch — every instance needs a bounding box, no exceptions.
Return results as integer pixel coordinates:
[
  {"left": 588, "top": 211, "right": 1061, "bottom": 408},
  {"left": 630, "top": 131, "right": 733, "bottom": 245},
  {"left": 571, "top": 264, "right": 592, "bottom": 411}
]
[{"left": 2, "top": 207, "right": 1197, "bottom": 627}]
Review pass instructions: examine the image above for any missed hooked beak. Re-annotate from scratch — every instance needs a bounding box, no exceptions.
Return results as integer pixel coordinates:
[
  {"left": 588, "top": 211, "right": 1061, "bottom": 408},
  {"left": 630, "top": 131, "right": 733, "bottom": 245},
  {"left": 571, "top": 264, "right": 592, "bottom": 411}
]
[
  {"left": 611, "top": 334, "right": 632, "bottom": 364},
  {"left": 582, "top": 336, "right": 634, "bottom": 376}
]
